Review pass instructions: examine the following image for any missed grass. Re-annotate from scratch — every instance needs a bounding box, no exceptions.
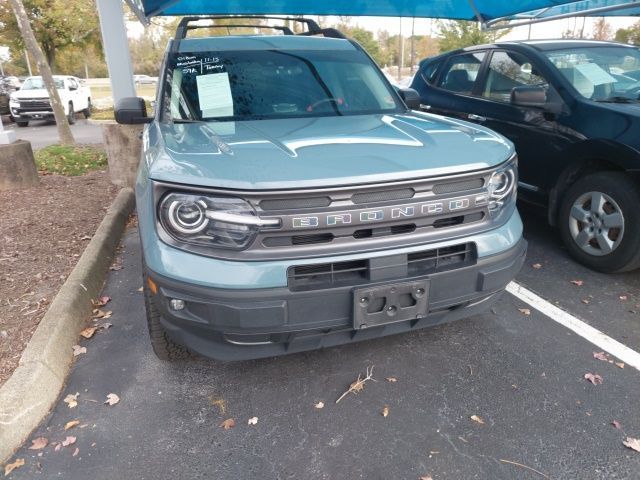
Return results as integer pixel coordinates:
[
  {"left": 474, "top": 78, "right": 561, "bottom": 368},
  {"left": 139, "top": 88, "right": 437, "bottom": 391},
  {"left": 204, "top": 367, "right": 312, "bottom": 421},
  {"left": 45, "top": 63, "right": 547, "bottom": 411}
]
[
  {"left": 35, "top": 144, "right": 108, "bottom": 176},
  {"left": 91, "top": 107, "right": 114, "bottom": 120},
  {"left": 90, "top": 84, "right": 157, "bottom": 101}
]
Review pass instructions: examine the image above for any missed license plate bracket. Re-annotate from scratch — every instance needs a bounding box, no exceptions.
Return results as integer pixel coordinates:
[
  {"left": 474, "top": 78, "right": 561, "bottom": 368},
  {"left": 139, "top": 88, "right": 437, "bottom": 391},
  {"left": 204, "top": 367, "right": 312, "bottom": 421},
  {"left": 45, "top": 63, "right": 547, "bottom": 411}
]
[{"left": 353, "top": 280, "right": 429, "bottom": 329}]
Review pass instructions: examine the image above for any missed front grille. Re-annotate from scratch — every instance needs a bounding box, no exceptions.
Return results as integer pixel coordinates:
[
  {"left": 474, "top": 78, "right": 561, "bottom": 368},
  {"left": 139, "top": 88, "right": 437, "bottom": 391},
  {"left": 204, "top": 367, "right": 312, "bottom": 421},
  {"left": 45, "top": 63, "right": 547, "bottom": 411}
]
[
  {"left": 19, "top": 99, "right": 51, "bottom": 110},
  {"left": 351, "top": 188, "right": 415, "bottom": 204},
  {"left": 288, "top": 242, "right": 476, "bottom": 291},
  {"left": 260, "top": 196, "right": 331, "bottom": 211},
  {"left": 433, "top": 178, "right": 484, "bottom": 194}
]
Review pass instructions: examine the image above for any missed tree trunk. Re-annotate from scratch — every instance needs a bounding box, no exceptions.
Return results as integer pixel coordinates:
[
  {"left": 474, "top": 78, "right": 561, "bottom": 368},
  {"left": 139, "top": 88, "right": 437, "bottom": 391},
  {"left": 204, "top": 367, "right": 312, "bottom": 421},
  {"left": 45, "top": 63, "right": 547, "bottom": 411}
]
[{"left": 8, "top": 0, "right": 75, "bottom": 145}]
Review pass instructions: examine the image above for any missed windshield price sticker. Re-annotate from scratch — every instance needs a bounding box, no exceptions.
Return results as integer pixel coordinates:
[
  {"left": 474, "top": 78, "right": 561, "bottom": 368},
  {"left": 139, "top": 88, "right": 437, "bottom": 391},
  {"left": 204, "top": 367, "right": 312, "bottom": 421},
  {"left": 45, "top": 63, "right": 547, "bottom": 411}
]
[{"left": 196, "top": 71, "right": 234, "bottom": 118}]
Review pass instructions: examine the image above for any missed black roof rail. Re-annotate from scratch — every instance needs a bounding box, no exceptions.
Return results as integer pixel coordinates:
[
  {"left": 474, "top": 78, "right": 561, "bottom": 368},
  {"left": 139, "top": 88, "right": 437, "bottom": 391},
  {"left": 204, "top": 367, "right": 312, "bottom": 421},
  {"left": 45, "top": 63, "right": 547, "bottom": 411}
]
[
  {"left": 184, "top": 24, "right": 294, "bottom": 36},
  {"left": 174, "top": 15, "right": 322, "bottom": 41}
]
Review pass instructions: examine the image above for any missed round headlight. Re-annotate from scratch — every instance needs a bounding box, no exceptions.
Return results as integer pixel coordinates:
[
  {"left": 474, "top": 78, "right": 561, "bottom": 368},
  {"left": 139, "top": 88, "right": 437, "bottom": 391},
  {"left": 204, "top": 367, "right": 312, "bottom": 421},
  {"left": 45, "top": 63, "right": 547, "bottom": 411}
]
[{"left": 167, "top": 199, "right": 208, "bottom": 234}]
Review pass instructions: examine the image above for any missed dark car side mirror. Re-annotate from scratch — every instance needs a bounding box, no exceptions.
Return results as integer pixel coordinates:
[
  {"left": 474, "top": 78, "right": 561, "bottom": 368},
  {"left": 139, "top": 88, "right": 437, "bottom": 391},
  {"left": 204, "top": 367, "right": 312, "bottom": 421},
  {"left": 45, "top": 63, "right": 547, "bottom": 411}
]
[
  {"left": 398, "top": 88, "right": 421, "bottom": 110},
  {"left": 511, "top": 86, "right": 547, "bottom": 108},
  {"left": 115, "top": 97, "right": 152, "bottom": 124}
]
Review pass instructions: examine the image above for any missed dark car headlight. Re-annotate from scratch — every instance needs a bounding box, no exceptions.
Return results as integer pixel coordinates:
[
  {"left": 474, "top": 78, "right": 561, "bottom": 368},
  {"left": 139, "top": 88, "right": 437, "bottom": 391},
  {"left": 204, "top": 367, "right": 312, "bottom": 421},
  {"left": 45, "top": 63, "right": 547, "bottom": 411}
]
[
  {"left": 487, "top": 157, "right": 517, "bottom": 215},
  {"left": 159, "top": 193, "right": 279, "bottom": 250}
]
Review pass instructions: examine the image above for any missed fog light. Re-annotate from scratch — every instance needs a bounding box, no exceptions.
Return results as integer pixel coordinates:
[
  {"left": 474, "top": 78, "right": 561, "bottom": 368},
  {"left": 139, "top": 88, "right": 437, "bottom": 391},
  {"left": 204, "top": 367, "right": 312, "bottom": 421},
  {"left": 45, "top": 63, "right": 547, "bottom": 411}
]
[{"left": 170, "top": 299, "right": 185, "bottom": 311}]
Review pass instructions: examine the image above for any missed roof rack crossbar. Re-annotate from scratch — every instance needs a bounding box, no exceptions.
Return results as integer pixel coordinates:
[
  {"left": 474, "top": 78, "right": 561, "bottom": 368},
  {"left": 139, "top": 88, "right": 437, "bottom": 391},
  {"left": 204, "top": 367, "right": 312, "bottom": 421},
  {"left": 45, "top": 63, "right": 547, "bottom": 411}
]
[
  {"left": 185, "top": 24, "right": 294, "bottom": 35},
  {"left": 174, "top": 15, "right": 321, "bottom": 41}
]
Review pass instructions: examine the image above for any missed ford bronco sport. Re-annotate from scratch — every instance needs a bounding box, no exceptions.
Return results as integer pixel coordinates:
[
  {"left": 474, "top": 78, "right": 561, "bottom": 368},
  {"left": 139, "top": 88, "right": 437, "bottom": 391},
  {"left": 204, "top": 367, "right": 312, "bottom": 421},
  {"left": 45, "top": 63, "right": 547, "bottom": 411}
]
[{"left": 114, "top": 17, "right": 527, "bottom": 361}]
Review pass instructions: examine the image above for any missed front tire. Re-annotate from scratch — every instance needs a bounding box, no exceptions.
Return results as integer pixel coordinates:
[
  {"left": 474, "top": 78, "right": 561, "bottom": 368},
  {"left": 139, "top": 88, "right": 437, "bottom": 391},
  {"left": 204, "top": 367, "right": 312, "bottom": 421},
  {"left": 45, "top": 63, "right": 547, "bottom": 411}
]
[
  {"left": 143, "top": 277, "right": 193, "bottom": 361},
  {"left": 67, "top": 102, "right": 76, "bottom": 125},
  {"left": 558, "top": 172, "right": 640, "bottom": 273},
  {"left": 83, "top": 99, "right": 92, "bottom": 118}
]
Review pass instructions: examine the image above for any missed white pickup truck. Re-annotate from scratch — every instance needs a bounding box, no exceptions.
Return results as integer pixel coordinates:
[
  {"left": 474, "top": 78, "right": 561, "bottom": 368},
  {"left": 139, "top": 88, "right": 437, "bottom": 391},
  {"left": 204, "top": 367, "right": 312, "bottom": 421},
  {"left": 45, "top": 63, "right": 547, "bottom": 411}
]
[{"left": 9, "top": 75, "right": 92, "bottom": 127}]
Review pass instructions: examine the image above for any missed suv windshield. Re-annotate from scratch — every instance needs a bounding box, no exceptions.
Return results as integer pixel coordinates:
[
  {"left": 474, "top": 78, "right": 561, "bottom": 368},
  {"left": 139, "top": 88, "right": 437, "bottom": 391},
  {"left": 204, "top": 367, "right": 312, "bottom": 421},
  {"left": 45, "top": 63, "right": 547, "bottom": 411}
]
[
  {"left": 22, "top": 77, "right": 65, "bottom": 90},
  {"left": 545, "top": 46, "right": 640, "bottom": 102},
  {"left": 162, "top": 49, "right": 401, "bottom": 122}
]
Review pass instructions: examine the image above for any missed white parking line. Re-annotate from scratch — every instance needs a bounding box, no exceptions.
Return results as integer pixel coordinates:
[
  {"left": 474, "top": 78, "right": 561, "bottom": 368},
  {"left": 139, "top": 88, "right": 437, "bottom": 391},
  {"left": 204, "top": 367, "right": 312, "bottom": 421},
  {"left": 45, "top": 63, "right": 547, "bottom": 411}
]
[{"left": 507, "top": 281, "right": 640, "bottom": 372}]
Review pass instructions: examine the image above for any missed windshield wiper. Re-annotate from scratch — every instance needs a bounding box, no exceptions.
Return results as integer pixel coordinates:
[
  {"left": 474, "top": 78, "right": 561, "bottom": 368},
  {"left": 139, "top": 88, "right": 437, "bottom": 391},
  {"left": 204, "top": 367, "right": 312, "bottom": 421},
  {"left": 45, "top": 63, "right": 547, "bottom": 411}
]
[
  {"left": 170, "top": 118, "right": 204, "bottom": 123},
  {"left": 594, "top": 96, "right": 638, "bottom": 104}
]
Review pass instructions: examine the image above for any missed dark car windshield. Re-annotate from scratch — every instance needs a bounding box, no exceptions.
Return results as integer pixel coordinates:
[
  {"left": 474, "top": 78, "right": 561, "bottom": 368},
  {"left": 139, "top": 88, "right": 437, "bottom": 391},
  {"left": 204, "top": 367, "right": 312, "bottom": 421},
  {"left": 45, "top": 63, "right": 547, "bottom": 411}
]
[
  {"left": 545, "top": 46, "right": 640, "bottom": 102},
  {"left": 162, "top": 49, "right": 401, "bottom": 122},
  {"left": 22, "top": 77, "right": 65, "bottom": 90}
]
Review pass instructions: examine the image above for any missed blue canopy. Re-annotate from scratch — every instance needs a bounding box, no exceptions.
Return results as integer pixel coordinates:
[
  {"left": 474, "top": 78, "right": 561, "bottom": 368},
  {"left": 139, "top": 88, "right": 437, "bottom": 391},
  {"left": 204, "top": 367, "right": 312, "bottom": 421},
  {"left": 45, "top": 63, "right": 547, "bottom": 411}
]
[
  {"left": 138, "top": 0, "right": 585, "bottom": 21},
  {"left": 487, "top": 0, "right": 640, "bottom": 26}
]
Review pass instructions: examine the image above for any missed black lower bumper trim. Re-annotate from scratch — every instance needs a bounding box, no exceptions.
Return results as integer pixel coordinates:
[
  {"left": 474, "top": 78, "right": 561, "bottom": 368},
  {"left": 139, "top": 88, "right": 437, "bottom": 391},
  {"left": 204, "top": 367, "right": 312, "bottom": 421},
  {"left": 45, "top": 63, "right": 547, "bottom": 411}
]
[{"left": 146, "top": 238, "right": 527, "bottom": 361}]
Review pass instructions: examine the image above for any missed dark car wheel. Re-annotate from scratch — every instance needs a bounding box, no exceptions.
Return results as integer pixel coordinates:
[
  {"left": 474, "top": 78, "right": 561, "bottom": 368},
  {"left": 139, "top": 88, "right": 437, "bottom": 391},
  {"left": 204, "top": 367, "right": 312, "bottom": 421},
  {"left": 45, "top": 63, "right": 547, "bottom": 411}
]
[
  {"left": 83, "top": 99, "right": 92, "bottom": 118},
  {"left": 67, "top": 102, "right": 76, "bottom": 125},
  {"left": 559, "top": 172, "right": 640, "bottom": 273},
  {"left": 143, "top": 276, "right": 193, "bottom": 361}
]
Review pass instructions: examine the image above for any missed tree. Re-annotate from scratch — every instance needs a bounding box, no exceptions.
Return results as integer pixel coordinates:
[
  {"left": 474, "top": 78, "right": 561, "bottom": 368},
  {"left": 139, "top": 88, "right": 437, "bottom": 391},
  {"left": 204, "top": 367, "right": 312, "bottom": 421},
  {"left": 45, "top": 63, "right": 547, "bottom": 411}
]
[
  {"left": 615, "top": 21, "right": 640, "bottom": 45},
  {"left": 436, "top": 20, "right": 509, "bottom": 52},
  {"left": 0, "top": 0, "right": 101, "bottom": 73},
  {"left": 592, "top": 18, "right": 613, "bottom": 41},
  {"left": 7, "top": 0, "right": 74, "bottom": 144}
]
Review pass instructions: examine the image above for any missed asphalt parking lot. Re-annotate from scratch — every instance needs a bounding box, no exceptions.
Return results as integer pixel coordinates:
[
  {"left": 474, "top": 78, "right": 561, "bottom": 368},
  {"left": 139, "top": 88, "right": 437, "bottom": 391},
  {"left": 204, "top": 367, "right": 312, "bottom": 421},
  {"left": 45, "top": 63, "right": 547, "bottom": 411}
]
[
  {"left": 6, "top": 209, "right": 640, "bottom": 479},
  {"left": 1, "top": 116, "right": 103, "bottom": 150}
]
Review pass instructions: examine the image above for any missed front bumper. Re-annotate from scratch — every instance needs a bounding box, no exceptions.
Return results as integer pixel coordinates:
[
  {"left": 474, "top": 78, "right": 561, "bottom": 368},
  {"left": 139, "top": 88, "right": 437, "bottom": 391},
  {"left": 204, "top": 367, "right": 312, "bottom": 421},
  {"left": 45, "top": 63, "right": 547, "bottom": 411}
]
[{"left": 145, "top": 237, "right": 527, "bottom": 361}]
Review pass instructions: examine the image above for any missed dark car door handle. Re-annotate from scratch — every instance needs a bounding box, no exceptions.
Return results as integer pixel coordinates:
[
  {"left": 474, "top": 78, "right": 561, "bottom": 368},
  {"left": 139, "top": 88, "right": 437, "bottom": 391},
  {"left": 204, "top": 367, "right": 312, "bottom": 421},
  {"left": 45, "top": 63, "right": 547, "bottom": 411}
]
[{"left": 467, "top": 113, "right": 486, "bottom": 122}]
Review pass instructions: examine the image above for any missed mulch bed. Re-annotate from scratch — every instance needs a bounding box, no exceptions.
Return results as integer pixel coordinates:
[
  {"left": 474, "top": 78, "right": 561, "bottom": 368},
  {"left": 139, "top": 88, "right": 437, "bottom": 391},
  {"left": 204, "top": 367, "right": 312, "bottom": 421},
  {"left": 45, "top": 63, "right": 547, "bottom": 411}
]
[{"left": 0, "top": 171, "right": 119, "bottom": 387}]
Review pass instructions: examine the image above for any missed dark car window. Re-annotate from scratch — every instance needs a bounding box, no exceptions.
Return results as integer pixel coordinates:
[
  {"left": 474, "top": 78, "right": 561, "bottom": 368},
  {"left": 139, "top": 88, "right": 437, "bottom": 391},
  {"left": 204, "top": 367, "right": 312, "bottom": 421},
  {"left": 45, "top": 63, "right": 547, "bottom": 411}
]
[
  {"left": 482, "top": 51, "right": 549, "bottom": 103},
  {"left": 419, "top": 59, "right": 442, "bottom": 86},
  {"left": 437, "top": 52, "right": 486, "bottom": 95}
]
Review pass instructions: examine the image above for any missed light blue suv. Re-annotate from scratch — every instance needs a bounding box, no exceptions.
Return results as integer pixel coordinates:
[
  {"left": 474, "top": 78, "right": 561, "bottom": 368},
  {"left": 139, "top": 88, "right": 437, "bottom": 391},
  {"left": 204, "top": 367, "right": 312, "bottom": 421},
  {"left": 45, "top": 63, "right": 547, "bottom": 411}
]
[{"left": 115, "top": 17, "right": 526, "bottom": 361}]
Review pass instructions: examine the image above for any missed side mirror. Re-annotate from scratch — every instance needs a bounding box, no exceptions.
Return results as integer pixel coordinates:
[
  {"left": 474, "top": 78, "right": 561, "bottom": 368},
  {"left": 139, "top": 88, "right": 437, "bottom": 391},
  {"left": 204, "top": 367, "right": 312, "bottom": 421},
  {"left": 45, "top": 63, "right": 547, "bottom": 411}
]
[
  {"left": 115, "top": 97, "right": 152, "bottom": 124},
  {"left": 398, "top": 87, "right": 421, "bottom": 110},
  {"left": 511, "top": 86, "right": 547, "bottom": 108}
]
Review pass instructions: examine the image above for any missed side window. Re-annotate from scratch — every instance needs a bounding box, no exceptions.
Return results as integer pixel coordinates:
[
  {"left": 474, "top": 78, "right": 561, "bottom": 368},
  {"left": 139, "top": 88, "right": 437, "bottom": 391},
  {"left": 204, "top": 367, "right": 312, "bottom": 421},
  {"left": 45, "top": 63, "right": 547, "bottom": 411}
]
[
  {"left": 419, "top": 59, "right": 442, "bottom": 86},
  {"left": 482, "top": 51, "right": 549, "bottom": 102},
  {"left": 437, "top": 52, "right": 486, "bottom": 95},
  {"left": 68, "top": 78, "right": 78, "bottom": 90}
]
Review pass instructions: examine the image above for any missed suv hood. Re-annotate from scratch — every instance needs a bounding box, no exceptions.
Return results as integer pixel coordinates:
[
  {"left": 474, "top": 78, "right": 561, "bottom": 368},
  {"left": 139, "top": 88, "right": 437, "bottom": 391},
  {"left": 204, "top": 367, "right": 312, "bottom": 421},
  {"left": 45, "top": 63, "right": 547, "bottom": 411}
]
[
  {"left": 12, "top": 89, "right": 55, "bottom": 99},
  {"left": 148, "top": 113, "right": 513, "bottom": 190}
]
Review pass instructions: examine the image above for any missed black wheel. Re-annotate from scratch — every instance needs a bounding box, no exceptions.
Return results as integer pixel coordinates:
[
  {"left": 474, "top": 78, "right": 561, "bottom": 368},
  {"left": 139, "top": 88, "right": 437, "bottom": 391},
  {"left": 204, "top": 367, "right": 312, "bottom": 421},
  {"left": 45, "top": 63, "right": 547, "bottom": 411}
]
[
  {"left": 67, "top": 102, "right": 76, "bottom": 125},
  {"left": 16, "top": 120, "right": 28, "bottom": 127},
  {"left": 558, "top": 171, "right": 640, "bottom": 273},
  {"left": 143, "top": 277, "right": 193, "bottom": 361},
  {"left": 83, "top": 99, "right": 92, "bottom": 118}
]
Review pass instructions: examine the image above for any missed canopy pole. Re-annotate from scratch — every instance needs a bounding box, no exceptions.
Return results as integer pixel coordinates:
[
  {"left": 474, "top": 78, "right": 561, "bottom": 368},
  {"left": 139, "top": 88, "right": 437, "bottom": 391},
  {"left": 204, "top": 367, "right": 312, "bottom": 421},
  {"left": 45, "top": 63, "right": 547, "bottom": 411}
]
[
  {"left": 467, "top": 0, "right": 487, "bottom": 27},
  {"left": 95, "top": 0, "right": 136, "bottom": 103},
  {"left": 485, "top": 1, "right": 640, "bottom": 30}
]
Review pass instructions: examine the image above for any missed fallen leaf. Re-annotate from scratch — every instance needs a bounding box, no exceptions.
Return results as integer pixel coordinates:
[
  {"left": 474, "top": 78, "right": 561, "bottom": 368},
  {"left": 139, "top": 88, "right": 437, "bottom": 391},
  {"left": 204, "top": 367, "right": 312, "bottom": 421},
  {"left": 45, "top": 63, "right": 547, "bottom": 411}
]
[
  {"left": 220, "top": 418, "right": 235, "bottom": 430},
  {"left": 612, "top": 420, "right": 622, "bottom": 429},
  {"left": 61, "top": 436, "right": 76, "bottom": 447},
  {"left": 584, "top": 373, "right": 603, "bottom": 385},
  {"left": 93, "top": 296, "right": 111, "bottom": 307},
  {"left": 72, "top": 345, "right": 87, "bottom": 357},
  {"left": 571, "top": 280, "right": 584, "bottom": 286},
  {"left": 92, "top": 309, "right": 106, "bottom": 318},
  {"left": 314, "top": 401, "right": 324, "bottom": 409},
  {"left": 419, "top": 476, "right": 434, "bottom": 480},
  {"left": 386, "top": 377, "right": 398, "bottom": 383},
  {"left": 247, "top": 417, "right": 258, "bottom": 425},
  {"left": 28, "top": 437, "right": 48, "bottom": 450},
  {"left": 137, "top": 287, "right": 143, "bottom": 292},
  {"left": 582, "top": 298, "right": 590, "bottom": 304},
  {"left": 532, "top": 263, "right": 542, "bottom": 269},
  {"left": 80, "top": 326, "right": 98, "bottom": 339},
  {"left": 64, "top": 420, "right": 80, "bottom": 431},
  {"left": 63, "top": 393, "right": 79, "bottom": 408},
  {"left": 104, "top": 393, "right": 120, "bottom": 406},
  {"left": 518, "top": 308, "right": 531, "bottom": 315},
  {"left": 381, "top": 405, "right": 390, "bottom": 417},
  {"left": 593, "top": 351, "right": 609, "bottom": 361},
  {"left": 4, "top": 458, "right": 25, "bottom": 476},
  {"left": 102, "top": 311, "right": 112, "bottom": 319},
  {"left": 72, "top": 447, "right": 79, "bottom": 457},
  {"left": 619, "top": 295, "right": 628, "bottom": 301},
  {"left": 54, "top": 443, "right": 62, "bottom": 452},
  {"left": 615, "top": 362, "right": 625, "bottom": 369},
  {"left": 623, "top": 437, "right": 640, "bottom": 453},
  {"left": 470, "top": 414, "right": 485, "bottom": 425}
]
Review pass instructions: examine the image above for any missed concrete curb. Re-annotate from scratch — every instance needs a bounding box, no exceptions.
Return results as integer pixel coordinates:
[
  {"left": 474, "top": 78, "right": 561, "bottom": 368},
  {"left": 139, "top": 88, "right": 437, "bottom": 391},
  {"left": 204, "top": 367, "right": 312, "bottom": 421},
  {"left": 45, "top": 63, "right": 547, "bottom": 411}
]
[{"left": 0, "top": 188, "right": 135, "bottom": 463}]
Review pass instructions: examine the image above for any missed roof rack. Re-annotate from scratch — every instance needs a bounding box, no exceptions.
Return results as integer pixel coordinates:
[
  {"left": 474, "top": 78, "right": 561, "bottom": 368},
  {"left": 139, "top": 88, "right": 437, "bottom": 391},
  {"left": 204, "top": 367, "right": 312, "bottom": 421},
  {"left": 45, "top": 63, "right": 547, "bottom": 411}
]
[
  {"left": 183, "top": 24, "right": 295, "bottom": 36},
  {"left": 172, "top": 15, "right": 346, "bottom": 49}
]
